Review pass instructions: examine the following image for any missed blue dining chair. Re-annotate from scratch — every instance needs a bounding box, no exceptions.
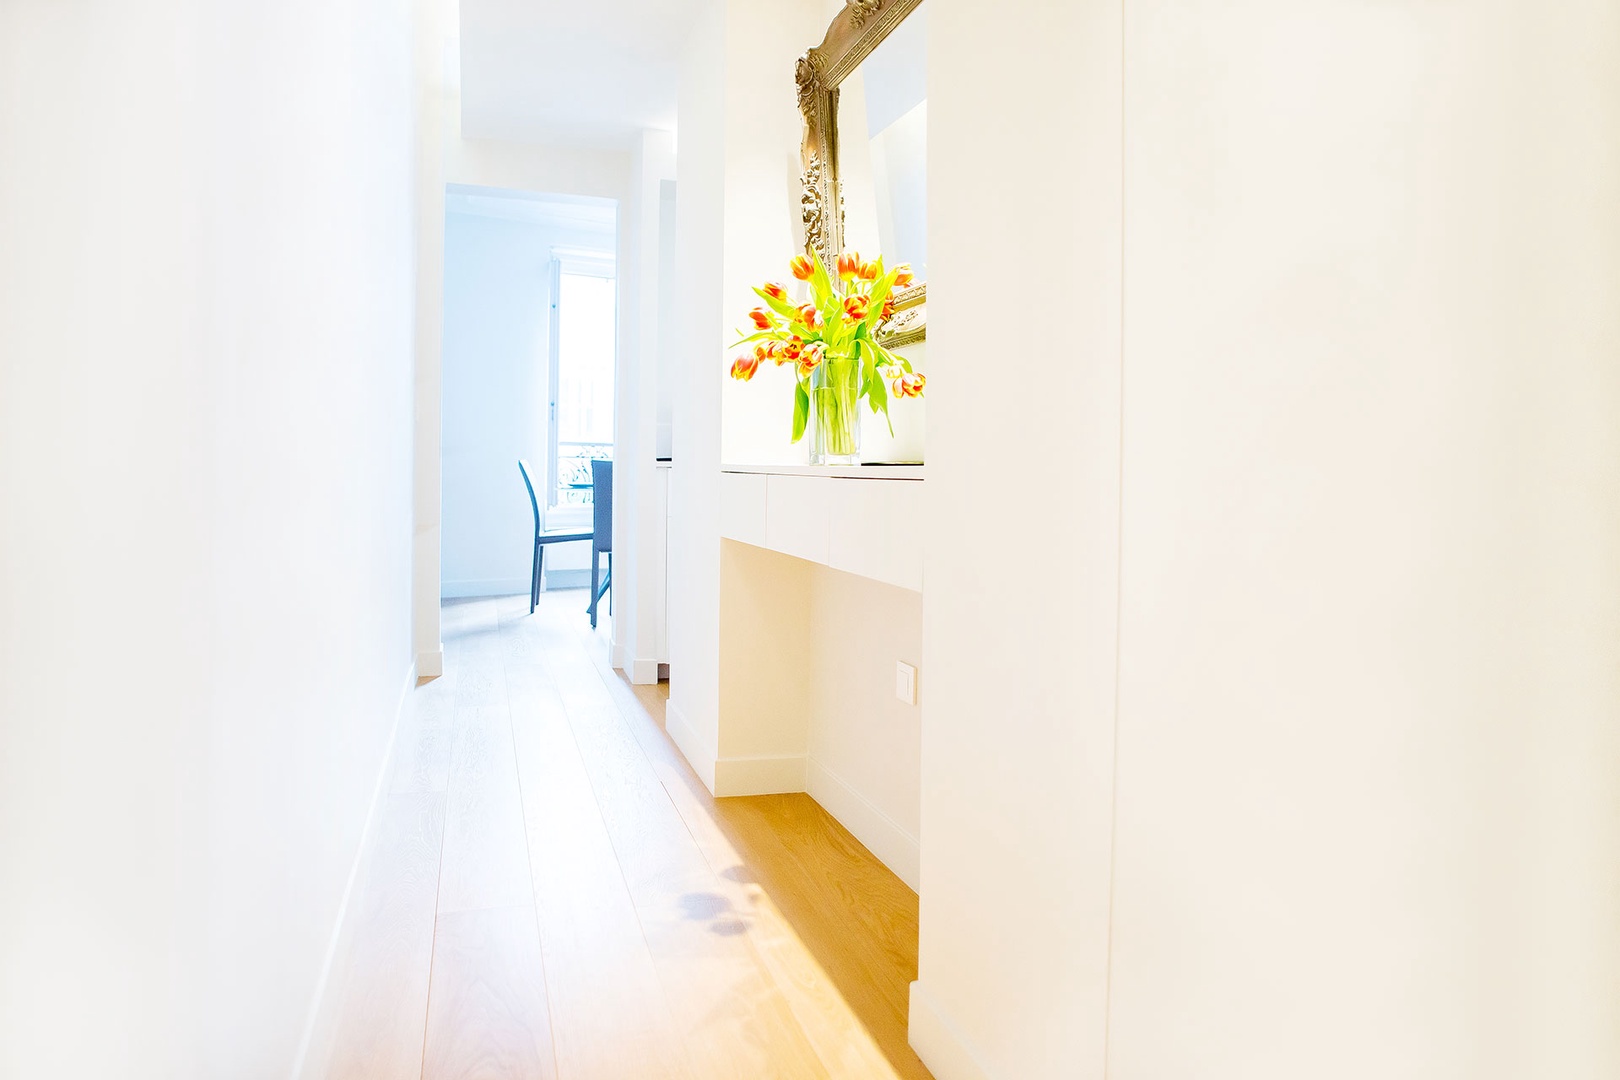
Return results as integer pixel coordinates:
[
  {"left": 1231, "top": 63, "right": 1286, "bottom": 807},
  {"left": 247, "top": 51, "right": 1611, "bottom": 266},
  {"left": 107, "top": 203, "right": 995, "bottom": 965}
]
[
  {"left": 588, "top": 459, "right": 612, "bottom": 629},
  {"left": 518, "top": 460, "right": 593, "bottom": 615}
]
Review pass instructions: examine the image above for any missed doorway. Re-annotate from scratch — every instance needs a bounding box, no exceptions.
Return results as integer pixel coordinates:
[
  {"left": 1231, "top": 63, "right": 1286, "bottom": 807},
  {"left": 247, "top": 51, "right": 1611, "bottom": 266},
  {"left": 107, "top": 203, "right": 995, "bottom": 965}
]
[{"left": 438, "top": 185, "right": 617, "bottom": 599}]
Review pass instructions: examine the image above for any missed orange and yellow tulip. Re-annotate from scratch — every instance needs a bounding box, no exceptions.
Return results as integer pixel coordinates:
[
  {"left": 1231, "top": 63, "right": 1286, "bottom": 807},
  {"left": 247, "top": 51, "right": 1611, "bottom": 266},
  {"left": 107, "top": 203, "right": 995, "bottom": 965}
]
[
  {"left": 797, "top": 303, "right": 823, "bottom": 329},
  {"left": 858, "top": 261, "right": 879, "bottom": 281},
  {"left": 891, "top": 371, "right": 926, "bottom": 398},
  {"left": 893, "top": 264, "right": 914, "bottom": 289},
  {"left": 837, "top": 252, "right": 861, "bottom": 280},
  {"left": 731, "top": 353, "right": 763, "bottom": 381},
  {"left": 762, "top": 281, "right": 788, "bottom": 301},
  {"left": 798, "top": 342, "right": 826, "bottom": 377},
  {"left": 790, "top": 254, "right": 815, "bottom": 281},
  {"left": 843, "top": 294, "right": 870, "bottom": 321},
  {"left": 749, "top": 308, "right": 773, "bottom": 330}
]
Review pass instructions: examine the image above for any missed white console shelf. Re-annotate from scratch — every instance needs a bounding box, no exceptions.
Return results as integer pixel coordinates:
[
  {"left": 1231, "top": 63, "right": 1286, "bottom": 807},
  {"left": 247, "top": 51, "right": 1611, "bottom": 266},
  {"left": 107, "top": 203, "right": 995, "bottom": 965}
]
[
  {"left": 720, "top": 462, "right": 925, "bottom": 481},
  {"left": 719, "top": 465, "right": 924, "bottom": 593}
]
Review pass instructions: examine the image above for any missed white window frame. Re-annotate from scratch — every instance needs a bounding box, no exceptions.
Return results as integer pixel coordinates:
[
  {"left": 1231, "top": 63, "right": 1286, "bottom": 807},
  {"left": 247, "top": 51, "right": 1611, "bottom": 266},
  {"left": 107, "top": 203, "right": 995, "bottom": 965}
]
[{"left": 545, "top": 248, "right": 617, "bottom": 530}]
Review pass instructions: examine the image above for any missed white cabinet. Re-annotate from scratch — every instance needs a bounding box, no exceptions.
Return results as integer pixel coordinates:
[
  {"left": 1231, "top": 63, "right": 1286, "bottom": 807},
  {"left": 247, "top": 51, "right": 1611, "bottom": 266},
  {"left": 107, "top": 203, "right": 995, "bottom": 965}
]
[
  {"left": 828, "top": 475, "right": 924, "bottom": 592},
  {"left": 718, "top": 471, "right": 767, "bottom": 548},
  {"left": 764, "top": 475, "right": 833, "bottom": 565},
  {"left": 719, "top": 467, "right": 924, "bottom": 593}
]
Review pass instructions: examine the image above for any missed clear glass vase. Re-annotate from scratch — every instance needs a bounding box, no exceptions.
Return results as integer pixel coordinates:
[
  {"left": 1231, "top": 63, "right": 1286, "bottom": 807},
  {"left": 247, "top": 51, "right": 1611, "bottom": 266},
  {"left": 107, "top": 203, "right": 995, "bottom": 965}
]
[{"left": 809, "top": 356, "right": 862, "bottom": 466}]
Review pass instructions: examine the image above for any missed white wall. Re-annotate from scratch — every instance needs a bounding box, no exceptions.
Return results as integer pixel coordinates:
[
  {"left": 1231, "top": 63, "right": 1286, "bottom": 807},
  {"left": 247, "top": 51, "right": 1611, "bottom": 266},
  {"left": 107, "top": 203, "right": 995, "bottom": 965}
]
[
  {"left": 914, "top": 2, "right": 1123, "bottom": 1077},
  {"left": 613, "top": 130, "right": 678, "bottom": 680},
  {"left": 0, "top": 1, "right": 418, "bottom": 1077},
  {"left": 447, "top": 136, "right": 631, "bottom": 204},
  {"left": 411, "top": 0, "right": 453, "bottom": 679},
  {"left": 439, "top": 195, "right": 615, "bottom": 597},
  {"left": 917, "top": 2, "right": 1620, "bottom": 1080},
  {"left": 807, "top": 566, "right": 923, "bottom": 889},
  {"left": 715, "top": 0, "right": 829, "bottom": 469},
  {"left": 666, "top": 0, "right": 730, "bottom": 783},
  {"left": 1106, "top": 4, "right": 1620, "bottom": 1078}
]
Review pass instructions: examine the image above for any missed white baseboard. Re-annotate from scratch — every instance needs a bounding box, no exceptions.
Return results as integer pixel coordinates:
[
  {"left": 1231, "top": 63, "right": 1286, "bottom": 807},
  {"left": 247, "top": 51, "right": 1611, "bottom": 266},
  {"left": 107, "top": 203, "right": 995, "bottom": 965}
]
[
  {"left": 665, "top": 701, "right": 716, "bottom": 794},
  {"left": 543, "top": 568, "right": 591, "bottom": 590},
  {"left": 415, "top": 646, "right": 443, "bottom": 679},
  {"left": 909, "top": 981, "right": 994, "bottom": 1080},
  {"left": 440, "top": 576, "right": 530, "bottom": 599},
  {"left": 713, "top": 753, "right": 808, "bottom": 797},
  {"left": 806, "top": 758, "right": 920, "bottom": 891},
  {"left": 440, "top": 569, "right": 593, "bottom": 599},
  {"left": 291, "top": 660, "right": 416, "bottom": 1080},
  {"left": 629, "top": 657, "right": 660, "bottom": 685},
  {"left": 610, "top": 642, "right": 629, "bottom": 671}
]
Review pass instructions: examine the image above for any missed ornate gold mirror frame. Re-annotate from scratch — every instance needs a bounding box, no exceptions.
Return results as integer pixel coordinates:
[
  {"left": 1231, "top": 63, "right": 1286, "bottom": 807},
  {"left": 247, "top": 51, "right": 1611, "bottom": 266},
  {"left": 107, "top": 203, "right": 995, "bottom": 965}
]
[{"left": 796, "top": 0, "right": 926, "bottom": 347}]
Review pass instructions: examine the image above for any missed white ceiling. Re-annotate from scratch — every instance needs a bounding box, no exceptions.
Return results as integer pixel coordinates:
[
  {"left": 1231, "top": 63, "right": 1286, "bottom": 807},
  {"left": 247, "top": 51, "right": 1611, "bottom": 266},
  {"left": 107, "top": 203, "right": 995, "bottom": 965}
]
[{"left": 458, "top": 0, "right": 700, "bottom": 148}]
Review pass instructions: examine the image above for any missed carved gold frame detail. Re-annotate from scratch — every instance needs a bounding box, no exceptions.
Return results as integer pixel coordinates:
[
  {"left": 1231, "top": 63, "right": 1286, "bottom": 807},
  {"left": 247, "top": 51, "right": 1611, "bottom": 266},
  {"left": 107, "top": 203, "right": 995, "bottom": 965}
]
[{"left": 796, "top": 0, "right": 926, "bottom": 345}]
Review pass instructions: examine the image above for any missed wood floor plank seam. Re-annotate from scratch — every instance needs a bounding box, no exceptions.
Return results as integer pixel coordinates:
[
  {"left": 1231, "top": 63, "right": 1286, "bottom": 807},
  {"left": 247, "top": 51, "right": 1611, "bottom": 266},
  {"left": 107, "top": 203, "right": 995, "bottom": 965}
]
[
  {"left": 493, "top": 624, "right": 604, "bottom": 1080},
  {"left": 504, "top": 620, "right": 705, "bottom": 1071},
  {"left": 498, "top": 604, "right": 701, "bottom": 1079}
]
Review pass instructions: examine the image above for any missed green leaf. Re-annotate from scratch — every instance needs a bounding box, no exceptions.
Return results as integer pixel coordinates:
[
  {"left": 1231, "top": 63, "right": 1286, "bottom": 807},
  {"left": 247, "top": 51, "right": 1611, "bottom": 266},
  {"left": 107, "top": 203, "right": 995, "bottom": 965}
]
[
  {"left": 856, "top": 336, "right": 878, "bottom": 387},
  {"left": 810, "top": 251, "right": 836, "bottom": 306},
  {"left": 863, "top": 270, "right": 897, "bottom": 333},
  {"left": 868, "top": 337, "right": 916, "bottom": 376},
  {"left": 862, "top": 336, "right": 891, "bottom": 370},
  {"left": 753, "top": 288, "right": 801, "bottom": 321},
  {"left": 791, "top": 380, "right": 810, "bottom": 443},
  {"left": 867, "top": 366, "right": 894, "bottom": 435},
  {"left": 827, "top": 318, "right": 855, "bottom": 354}
]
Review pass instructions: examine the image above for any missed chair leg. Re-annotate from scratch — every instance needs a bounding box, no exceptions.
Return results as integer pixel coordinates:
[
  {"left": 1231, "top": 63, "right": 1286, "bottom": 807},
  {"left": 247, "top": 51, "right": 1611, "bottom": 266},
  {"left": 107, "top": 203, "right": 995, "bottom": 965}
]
[
  {"left": 606, "top": 553, "right": 613, "bottom": 616},
  {"left": 529, "top": 541, "right": 540, "bottom": 614},
  {"left": 588, "top": 548, "right": 600, "bottom": 628}
]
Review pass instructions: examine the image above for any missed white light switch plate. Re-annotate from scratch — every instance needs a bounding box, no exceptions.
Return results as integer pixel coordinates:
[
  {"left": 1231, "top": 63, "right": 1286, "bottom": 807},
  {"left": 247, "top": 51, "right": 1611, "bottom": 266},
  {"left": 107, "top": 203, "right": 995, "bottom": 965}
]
[{"left": 896, "top": 661, "right": 918, "bottom": 705}]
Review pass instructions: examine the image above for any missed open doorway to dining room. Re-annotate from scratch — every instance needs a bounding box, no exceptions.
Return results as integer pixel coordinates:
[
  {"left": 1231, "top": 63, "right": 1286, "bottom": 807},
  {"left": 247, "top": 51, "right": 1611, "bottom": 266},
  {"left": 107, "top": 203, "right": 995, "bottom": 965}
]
[{"left": 439, "top": 183, "right": 617, "bottom": 603}]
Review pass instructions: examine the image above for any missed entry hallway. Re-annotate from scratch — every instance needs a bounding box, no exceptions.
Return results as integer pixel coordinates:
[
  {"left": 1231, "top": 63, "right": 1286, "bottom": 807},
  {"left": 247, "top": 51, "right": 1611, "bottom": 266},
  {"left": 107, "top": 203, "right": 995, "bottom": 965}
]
[{"left": 309, "top": 591, "right": 930, "bottom": 1080}]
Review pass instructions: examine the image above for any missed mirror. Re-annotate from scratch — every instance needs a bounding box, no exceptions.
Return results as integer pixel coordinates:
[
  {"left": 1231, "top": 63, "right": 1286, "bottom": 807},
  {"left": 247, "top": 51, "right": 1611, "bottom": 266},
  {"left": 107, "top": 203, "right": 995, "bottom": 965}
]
[
  {"left": 797, "top": 0, "right": 926, "bottom": 346},
  {"left": 837, "top": 10, "right": 926, "bottom": 292}
]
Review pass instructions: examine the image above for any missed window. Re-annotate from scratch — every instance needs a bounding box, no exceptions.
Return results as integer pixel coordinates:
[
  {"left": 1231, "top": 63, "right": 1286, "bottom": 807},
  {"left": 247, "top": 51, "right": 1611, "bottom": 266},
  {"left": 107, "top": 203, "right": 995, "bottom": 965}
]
[{"left": 548, "top": 252, "right": 616, "bottom": 509}]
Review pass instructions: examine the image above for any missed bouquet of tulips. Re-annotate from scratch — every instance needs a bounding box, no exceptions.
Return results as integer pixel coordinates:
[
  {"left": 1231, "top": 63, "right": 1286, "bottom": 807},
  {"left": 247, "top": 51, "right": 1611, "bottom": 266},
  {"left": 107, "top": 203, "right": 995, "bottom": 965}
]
[{"left": 729, "top": 250, "right": 924, "bottom": 462}]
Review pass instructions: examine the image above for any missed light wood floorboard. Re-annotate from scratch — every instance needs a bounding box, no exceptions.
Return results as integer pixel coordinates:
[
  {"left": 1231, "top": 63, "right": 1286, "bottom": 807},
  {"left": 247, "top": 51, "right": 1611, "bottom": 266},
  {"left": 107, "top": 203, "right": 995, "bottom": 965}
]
[
  {"left": 316, "top": 591, "right": 931, "bottom": 1080},
  {"left": 505, "top": 659, "right": 694, "bottom": 1080},
  {"left": 423, "top": 905, "right": 558, "bottom": 1080},
  {"left": 321, "top": 791, "right": 447, "bottom": 1080}
]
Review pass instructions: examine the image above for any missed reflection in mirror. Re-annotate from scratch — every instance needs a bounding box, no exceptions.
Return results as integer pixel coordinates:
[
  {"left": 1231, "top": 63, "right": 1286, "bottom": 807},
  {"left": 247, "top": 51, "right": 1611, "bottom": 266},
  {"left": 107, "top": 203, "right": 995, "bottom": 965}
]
[{"left": 837, "top": 5, "right": 926, "bottom": 282}]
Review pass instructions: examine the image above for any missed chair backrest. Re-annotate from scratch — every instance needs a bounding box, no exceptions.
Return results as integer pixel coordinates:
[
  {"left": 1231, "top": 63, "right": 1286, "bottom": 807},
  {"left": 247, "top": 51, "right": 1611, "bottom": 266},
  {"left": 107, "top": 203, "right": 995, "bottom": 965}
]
[
  {"left": 591, "top": 458, "right": 613, "bottom": 553},
  {"left": 517, "top": 459, "right": 541, "bottom": 538}
]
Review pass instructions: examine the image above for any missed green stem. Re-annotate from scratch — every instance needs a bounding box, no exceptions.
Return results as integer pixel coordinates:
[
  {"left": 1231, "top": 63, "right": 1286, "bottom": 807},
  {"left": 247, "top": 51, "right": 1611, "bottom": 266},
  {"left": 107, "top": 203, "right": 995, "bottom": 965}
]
[{"left": 815, "top": 359, "right": 860, "bottom": 458}]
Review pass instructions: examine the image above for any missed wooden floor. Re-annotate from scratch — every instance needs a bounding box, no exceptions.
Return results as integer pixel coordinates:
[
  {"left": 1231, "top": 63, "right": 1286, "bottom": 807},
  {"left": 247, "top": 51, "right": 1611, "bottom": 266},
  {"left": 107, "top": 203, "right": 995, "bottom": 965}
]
[{"left": 313, "top": 590, "right": 931, "bottom": 1080}]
